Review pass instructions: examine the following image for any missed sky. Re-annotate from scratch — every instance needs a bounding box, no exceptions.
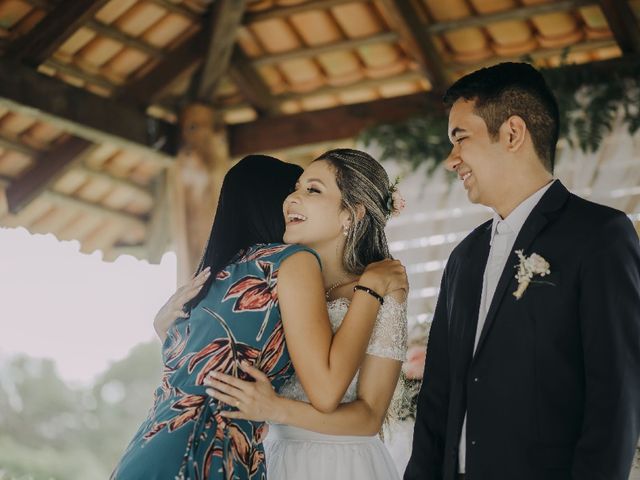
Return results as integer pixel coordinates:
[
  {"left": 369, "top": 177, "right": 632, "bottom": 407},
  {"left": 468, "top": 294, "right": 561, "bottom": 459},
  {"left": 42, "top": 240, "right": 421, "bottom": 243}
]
[{"left": 0, "top": 227, "right": 177, "bottom": 386}]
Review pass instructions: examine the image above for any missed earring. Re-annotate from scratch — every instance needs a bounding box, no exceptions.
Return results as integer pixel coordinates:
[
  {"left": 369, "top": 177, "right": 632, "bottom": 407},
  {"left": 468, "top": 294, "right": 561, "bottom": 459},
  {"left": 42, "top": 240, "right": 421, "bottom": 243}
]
[{"left": 343, "top": 225, "right": 349, "bottom": 237}]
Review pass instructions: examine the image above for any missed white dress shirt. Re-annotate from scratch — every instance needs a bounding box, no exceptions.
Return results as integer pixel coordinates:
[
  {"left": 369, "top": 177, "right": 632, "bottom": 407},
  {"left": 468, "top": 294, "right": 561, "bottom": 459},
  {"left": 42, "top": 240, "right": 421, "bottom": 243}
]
[{"left": 458, "top": 180, "right": 555, "bottom": 473}]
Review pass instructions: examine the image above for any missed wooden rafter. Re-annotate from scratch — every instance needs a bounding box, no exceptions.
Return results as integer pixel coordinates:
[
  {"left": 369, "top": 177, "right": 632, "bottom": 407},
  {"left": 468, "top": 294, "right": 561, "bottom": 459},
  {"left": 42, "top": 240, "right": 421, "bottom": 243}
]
[
  {"left": 228, "top": 91, "right": 444, "bottom": 156},
  {"left": 448, "top": 38, "right": 618, "bottom": 71},
  {"left": 0, "top": 59, "right": 175, "bottom": 163},
  {"left": 252, "top": 31, "right": 399, "bottom": 67},
  {"left": 21, "top": 0, "right": 49, "bottom": 9},
  {"left": 86, "top": 19, "right": 164, "bottom": 60},
  {"left": 380, "top": 0, "right": 449, "bottom": 92},
  {"left": 43, "top": 190, "right": 146, "bottom": 230},
  {"left": 148, "top": 0, "right": 200, "bottom": 22},
  {"left": 44, "top": 58, "right": 116, "bottom": 91},
  {"left": 193, "top": 0, "right": 248, "bottom": 102},
  {"left": 426, "top": 0, "right": 597, "bottom": 33},
  {"left": 229, "top": 47, "right": 279, "bottom": 115},
  {"left": 6, "top": 137, "right": 94, "bottom": 213},
  {"left": 0, "top": 133, "right": 151, "bottom": 196},
  {"left": 9, "top": 0, "right": 111, "bottom": 66},
  {"left": 159, "top": 69, "right": 426, "bottom": 117},
  {"left": 122, "top": 7, "right": 279, "bottom": 116},
  {"left": 0, "top": 135, "right": 35, "bottom": 158},
  {"left": 228, "top": 54, "right": 640, "bottom": 156},
  {"left": 597, "top": 0, "right": 640, "bottom": 54},
  {"left": 0, "top": 177, "right": 147, "bottom": 233},
  {"left": 245, "top": 0, "right": 369, "bottom": 23},
  {"left": 279, "top": 70, "right": 424, "bottom": 102},
  {"left": 119, "top": 30, "right": 206, "bottom": 106}
]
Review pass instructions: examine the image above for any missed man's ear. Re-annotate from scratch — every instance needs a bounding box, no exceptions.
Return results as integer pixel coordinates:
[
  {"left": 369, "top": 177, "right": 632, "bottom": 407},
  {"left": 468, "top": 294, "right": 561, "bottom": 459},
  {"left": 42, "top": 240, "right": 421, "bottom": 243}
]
[{"left": 501, "top": 115, "right": 527, "bottom": 152}]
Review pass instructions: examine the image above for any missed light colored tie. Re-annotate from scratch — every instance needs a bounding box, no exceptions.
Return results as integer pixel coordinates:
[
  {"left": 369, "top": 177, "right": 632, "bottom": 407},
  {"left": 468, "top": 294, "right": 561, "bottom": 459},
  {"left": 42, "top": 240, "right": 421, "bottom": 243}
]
[{"left": 475, "top": 220, "right": 512, "bottom": 352}]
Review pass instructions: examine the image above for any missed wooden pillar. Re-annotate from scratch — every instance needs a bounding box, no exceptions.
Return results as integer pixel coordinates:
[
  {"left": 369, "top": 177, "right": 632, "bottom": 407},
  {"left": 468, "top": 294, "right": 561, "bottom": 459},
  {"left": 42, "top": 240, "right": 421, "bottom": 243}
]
[{"left": 168, "top": 103, "right": 230, "bottom": 284}]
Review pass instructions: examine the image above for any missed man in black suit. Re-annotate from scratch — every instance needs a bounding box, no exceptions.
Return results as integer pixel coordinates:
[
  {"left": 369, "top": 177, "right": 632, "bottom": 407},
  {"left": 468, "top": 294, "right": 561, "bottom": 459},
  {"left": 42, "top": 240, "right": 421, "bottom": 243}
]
[{"left": 404, "top": 62, "right": 640, "bottom": 480}]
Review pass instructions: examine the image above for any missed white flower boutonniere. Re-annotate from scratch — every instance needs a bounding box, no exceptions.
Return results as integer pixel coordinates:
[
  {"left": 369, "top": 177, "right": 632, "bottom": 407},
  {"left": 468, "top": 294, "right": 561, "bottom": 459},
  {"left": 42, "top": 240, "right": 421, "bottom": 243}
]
[{"left": 513, "top": 250, "right": 551, "bottom": 300}]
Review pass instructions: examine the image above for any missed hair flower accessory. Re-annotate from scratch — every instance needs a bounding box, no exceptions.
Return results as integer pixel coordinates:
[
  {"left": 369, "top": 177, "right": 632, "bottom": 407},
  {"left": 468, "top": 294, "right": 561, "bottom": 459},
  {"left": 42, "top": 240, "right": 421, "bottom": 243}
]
[
  {"left": 513, "top": 250, "right": 551, "bottom": 299},
  {"left": 386, "top": 176, "right": 406, "bottom": 217}
]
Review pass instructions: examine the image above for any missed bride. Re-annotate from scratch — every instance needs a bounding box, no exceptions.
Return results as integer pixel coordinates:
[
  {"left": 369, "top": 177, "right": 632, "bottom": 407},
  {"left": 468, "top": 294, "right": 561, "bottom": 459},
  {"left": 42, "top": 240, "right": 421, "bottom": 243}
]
[{"left": 159, "top": 149, "right": 408, "bottom": 479}]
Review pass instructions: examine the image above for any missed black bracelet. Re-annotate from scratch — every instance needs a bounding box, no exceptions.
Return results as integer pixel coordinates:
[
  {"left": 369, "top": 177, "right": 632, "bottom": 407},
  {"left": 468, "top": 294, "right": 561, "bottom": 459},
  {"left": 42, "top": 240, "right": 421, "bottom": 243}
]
[{"left": 353, "top": 285, "right": 384, "bottom": 305}]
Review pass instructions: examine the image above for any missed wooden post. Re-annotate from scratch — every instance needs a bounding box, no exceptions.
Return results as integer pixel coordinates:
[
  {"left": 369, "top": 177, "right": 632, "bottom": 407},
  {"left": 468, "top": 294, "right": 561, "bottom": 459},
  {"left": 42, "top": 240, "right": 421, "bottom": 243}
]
[{"left": 169, "top": 103, "right": 230, "bottom": 283}]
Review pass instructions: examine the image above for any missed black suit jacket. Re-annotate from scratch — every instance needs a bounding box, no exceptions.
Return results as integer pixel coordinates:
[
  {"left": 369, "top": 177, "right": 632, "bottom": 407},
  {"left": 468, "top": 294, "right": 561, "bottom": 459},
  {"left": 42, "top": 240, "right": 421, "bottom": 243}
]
[{"left": 405, "top": 181, "right": 640, "bottom": 480}]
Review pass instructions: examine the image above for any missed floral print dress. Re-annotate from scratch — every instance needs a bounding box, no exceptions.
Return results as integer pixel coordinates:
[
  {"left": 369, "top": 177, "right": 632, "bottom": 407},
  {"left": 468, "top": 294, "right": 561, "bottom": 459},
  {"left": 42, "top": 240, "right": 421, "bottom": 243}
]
[{"left": 112, "top": 243, "right": 318, "bottom": 480}]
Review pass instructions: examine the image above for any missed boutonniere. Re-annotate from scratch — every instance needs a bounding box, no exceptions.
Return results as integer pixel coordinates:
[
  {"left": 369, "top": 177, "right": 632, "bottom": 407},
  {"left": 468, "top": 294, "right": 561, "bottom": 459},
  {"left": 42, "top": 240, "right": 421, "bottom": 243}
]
[{"left": 513, "top": 250, "right": 551, "bottom": 300}]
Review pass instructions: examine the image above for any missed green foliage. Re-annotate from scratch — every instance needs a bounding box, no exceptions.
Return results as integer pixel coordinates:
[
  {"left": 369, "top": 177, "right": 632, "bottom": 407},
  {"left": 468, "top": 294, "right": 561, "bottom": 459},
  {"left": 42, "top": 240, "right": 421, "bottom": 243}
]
[
  {"left": 360, "top": 114, "right": 450, "bottom": 175},
  {"left": 360, "top": 59, "right": 640, "bottom": 174},
  {"left": 0, "top": 342, "right": 161, "bottom": 480}
]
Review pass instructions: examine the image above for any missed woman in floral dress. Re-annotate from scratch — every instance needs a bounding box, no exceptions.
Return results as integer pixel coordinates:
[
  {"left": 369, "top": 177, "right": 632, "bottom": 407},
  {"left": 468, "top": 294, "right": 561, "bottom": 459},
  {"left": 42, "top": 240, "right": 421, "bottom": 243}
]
[
  {"left": 111, "top": 155, "right": 406, "bottom": 480},
  {"left": 205, "top": 149, "right": 410, "bottom": 480}
]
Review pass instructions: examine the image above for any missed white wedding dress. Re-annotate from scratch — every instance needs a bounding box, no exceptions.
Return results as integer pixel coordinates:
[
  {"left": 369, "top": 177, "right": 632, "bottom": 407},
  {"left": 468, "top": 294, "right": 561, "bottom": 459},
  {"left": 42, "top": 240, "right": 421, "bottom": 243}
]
[{"left": 264, "top": 296, "right": 408, "bottom": 480}]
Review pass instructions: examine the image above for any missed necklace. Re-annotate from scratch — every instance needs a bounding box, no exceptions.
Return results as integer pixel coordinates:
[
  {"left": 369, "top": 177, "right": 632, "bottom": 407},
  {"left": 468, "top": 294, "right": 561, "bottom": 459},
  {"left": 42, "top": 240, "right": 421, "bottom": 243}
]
[{"left": 325, "top": 275, "right": 354, "bottom": 300}]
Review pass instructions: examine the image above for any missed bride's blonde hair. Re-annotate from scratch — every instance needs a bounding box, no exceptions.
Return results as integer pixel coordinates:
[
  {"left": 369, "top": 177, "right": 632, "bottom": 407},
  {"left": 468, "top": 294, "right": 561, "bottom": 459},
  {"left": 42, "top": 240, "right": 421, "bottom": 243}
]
[
  {"left": 313, "top": 149, "right": 392, "bottom": 274},
  {"left": 315, "top": 148, "right": 408, "bottom": 431}
]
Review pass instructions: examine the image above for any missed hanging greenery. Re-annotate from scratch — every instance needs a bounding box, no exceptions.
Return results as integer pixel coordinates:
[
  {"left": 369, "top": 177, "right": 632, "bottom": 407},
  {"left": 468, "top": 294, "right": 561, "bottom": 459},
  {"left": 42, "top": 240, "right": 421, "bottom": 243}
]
[{"left": 360, "top": 56, "right": 640, "bottom": 173}]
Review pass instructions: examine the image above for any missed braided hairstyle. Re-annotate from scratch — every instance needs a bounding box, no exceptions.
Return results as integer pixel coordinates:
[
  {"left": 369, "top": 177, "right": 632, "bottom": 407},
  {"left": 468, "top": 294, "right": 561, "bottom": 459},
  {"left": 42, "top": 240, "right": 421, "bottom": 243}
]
[{"left": 313, "top": 148, "right": 394, "bottom": 274}]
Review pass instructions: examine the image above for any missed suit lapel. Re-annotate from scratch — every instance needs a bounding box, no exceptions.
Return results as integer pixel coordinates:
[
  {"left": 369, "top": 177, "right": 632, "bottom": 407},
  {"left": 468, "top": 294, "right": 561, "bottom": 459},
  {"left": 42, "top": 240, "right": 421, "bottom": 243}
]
[
  {"left": 473, "top": 180, "right": 570, "bottom": 358},
  {"left": 455, "top": 224, "right": 491, "bottom": 366}
]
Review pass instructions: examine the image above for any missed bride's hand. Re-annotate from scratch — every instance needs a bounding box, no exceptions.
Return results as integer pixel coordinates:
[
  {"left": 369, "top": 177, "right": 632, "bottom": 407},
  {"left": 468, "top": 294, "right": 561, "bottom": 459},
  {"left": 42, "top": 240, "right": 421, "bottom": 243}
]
[
  {"left": 204, "top": 362, "right": 284, "bottom": 423},
  {"left": 359, "top": 259, "right": 408, "bottom": 299},
  {"left": 153, "top": 267, "right": 211, "bottom": 342}
]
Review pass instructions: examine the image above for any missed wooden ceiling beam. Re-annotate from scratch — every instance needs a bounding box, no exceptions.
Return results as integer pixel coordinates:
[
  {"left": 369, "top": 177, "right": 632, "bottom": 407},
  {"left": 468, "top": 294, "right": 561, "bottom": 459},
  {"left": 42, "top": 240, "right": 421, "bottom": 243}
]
[
  {"left": 6, "top": 136, "right": 94, "bottom": 213},
  {"left": 119, "top": 30, "right": 206, "bottom": 106},
  {"left": 279, "top": 70, "right": 424, "bottom": 102},
  {"left": 194, "top": 0, "right": 249, "bottom": 102},
  {"left": 447, "top": 38, "right": 618, "bottom": 71},
  {"left": 245, "top": 0, "right": 368, "bottom": 23},
  {"left": 228, "top": 91, "right": 444, "bottom": 156},
  {"left": 22, "top": 0, "right": 51, "bottom": 10},
  {"left": 426, "top": 0, "right": 597, "bottom": 33},
  {"left": 597, "top": 0, "right": 640, "bottom": 54},
  {"left": 0, "top": 135, "right": 38, "bottom": 158},
  {"left": 0, "top": 178, "right": 147, "bottom": 233},
  {"left": 0, "top": 133, "right": 152, "bottom": 196},
  {"left": 159, "top": 70, "right": 425, "bottom": 118},
  {"left": 86, "top": 19, "right": 164, "bottom": 60},
  {"left": 228, "top": 54, "right": 640, "bottom": 156},
  {"left": 252, "top": 31, "right": 399, "bottom": 67},
  {"left": 122, "top": 4, "right": 280, "bottom": 116},
  {"left": 0, "top": 59, "right": 175, "bottom": 163},
  {"left": 76, "top": 166, "right": 153, "bottom": 199},
  {"left": 44, "top": 58, "right": 116, "bottom": 91},
  {"left": 148, "top": 0, "right": 200, "bottom": 22},
  {"left": 380, "top": 0, "right": 449, "bottom": 92},
  {"left": 229, "top": 47, "right": 280, "bottom": 115},
  {"left": 9, "top": 0, "right": 111, "bottom": 66},
  {"left": 43, "top": 190, "right": 147, "bottom": 230}
]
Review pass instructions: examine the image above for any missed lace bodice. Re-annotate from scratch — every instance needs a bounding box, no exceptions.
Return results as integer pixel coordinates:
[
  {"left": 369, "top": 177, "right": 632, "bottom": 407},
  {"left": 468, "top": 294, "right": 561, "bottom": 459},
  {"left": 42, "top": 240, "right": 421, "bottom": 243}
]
[{"left": 279, "top": 296, "right": 408, "bottom": 404}]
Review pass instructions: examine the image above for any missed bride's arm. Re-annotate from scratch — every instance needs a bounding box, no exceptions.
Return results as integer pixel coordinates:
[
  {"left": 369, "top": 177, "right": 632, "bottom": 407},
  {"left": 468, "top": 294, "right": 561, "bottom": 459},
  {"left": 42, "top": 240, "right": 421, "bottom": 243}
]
[
  {"left": 275, "top": 252, "right": 406, "bottom": 413},
  {"left": 207, "top": 353, "right": 401, "bottom": 436}
]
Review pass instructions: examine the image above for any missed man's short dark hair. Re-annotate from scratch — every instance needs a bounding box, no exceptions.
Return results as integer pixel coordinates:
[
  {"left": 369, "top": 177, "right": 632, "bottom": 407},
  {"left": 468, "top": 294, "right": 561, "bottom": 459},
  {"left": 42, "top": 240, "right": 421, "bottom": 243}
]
[{"left": 443, "top": 62, "right": 559, "bottom": 172}]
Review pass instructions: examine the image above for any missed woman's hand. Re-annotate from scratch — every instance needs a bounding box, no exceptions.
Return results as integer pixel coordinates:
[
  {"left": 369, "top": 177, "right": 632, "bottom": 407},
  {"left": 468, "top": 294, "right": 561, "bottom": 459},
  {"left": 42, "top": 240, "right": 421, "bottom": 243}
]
[
  {"left": 153, "top": 267, "right": 211, "bottom": 342},
  {"left": 204, "top": 362, "right": 285, "bottom": 423},
  {"left": 359, "top": 259, "right": 408, "bottom": 299}
]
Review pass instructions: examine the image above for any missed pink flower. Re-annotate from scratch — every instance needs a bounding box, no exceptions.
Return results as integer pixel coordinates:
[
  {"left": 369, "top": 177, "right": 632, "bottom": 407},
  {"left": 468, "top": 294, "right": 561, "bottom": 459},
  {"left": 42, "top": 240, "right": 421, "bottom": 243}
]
[
  {"left": 402, "top": 345, "right": 426, "bottom": 380},
  {"left": 391, "top": 191, "right": 406, "bottom": 216}
]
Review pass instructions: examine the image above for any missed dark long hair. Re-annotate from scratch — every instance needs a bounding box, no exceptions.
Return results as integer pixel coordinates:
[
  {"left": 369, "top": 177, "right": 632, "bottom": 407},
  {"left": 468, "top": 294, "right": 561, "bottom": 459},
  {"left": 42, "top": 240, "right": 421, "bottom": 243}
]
[{"left": 185, "top": 154, "right": 302, "bottom": 311}]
